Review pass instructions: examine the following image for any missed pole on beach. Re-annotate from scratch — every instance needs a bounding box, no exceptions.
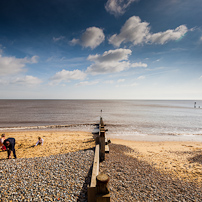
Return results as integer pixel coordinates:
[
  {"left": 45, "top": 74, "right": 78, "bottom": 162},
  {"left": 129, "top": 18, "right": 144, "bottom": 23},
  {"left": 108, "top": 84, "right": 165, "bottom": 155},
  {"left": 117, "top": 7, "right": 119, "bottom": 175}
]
[
  {"left": 100, "top": 129, "right": 105, "bottom": 162},
  {"left": 96, "top": 173, "right": 110, "bottom": 202},
  {"left": 194, "top": 102, "right": 196, "bottom": 108}
]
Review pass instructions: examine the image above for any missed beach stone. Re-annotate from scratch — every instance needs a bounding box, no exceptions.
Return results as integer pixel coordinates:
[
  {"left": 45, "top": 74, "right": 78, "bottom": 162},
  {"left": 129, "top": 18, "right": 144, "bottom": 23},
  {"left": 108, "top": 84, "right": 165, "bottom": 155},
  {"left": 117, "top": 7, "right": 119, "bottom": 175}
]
[
  {"left": 0, "top": 149, "right": 94, "bottom": 201},
  {"left": 99, "top": 144, "right": 202, "bottom": 202}
]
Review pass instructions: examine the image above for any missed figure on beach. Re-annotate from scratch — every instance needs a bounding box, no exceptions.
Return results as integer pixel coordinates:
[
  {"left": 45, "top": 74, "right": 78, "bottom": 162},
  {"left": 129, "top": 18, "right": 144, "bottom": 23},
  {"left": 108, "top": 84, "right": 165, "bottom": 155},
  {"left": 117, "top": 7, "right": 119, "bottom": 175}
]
[
  {"left": 0, "top": 134, "right": 6, "bottom": 151},
  {"left": 35, "top": 137, "right": 44, "bottom": 146},
  {"left": 3, "top": 138, "right": 17, "bottom": 159}
]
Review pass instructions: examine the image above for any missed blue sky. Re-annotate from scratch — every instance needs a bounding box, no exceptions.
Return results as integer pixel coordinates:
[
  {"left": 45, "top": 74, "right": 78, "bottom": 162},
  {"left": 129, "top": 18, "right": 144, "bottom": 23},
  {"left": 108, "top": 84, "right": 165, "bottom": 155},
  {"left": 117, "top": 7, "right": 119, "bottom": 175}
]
[{"left": 0, "top": 0, "right": 202, "bottom": 99}]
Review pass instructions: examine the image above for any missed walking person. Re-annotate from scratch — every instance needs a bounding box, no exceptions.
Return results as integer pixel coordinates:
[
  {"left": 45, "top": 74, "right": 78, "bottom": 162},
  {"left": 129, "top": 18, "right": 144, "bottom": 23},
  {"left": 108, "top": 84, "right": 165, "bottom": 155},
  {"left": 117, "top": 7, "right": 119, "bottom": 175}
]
[{"left": 3, "top": 138, "right": 17, "bottom": 159}]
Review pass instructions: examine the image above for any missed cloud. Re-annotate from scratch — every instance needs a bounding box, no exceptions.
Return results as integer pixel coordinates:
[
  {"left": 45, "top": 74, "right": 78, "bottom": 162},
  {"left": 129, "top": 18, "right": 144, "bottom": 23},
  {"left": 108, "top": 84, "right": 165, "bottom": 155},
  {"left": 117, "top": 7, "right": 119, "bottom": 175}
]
[
  {"left": 76, "top": 80, "right": 99, "bottom": 86},
  {"left": 147, "top": 25, "right": 188, "bottom": 44},
  {"left": 117, "top": 79, "right": 125, "bottom": 83},
  {"left": 200, "top": 75, "right": 202, "bottom": 79},
  {"left": 53, "top": 36, "right": 65, "bottom": 42},
  {"left": 109, "top": 16, "right": 188, "bottom": 47},
  {"left": 0, "top": 54, "right": 38, "bottom": 76},
  {"left": 86, "top": 48, "right": 147, "bottom": 74},
  {"left": 50, "top": 69, "right": 86, "bottom": 84},
  {"left": 131, "top": 62, "right": 147, "bottom": 68},
  {"left": 70, "top": 27, "right": 105, "bottom": 49},
  {"left": 109, "top": 16, "right": 150, "bottom": 47},
  {"left": 11, "top": 75, "right": 42, "bottom": 85},
  {"left": 131, "top": 82, "right": 138, "bottom": 86},
  {"left": 105, "top": 0, "right": 138, "bottom": 17},
  {"left": 137, "top": 75, "right": 145, "bottom": 80},
  {"left": 200, "top": 36, "right": 202, "bottom": 42}
]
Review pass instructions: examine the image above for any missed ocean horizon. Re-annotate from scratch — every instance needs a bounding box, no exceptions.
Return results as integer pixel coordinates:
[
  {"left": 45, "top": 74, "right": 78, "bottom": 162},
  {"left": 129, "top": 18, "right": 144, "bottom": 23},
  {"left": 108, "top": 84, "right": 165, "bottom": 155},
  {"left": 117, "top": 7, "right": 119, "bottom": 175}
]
[{"left": 0, "top": 99, "right": 202, "bottom": 142}]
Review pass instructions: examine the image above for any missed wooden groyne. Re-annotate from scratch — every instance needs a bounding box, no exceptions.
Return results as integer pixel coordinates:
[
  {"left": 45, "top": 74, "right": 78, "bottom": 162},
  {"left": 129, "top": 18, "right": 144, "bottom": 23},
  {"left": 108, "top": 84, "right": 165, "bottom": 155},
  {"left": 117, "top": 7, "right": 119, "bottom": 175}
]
[{"left": 88, "top": 117, "right": 110, "bottom": 202}]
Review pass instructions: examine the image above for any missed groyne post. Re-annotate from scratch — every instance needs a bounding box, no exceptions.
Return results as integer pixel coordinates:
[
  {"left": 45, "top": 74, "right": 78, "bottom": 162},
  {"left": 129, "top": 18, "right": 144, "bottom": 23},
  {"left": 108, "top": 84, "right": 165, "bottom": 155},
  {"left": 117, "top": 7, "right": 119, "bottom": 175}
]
[
  {"left": 88, "top": 117, "right": 110, "bottom": 202},
  {"left": 96, "top": 173, "right": 110, "bottom": 202},
  {"left": 100, "top": 129, "right": 105, "bottom": 162},
  {"left": 88, "top": 144, "right": 100, "bottom": 202}
]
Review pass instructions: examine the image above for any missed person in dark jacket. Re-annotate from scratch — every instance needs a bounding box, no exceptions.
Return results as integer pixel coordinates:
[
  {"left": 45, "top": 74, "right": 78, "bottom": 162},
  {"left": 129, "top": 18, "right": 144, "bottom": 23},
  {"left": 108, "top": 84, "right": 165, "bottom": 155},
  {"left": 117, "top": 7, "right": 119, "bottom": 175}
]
[{"left": 3, "top": 138, "right": 17, "bottom": 159}]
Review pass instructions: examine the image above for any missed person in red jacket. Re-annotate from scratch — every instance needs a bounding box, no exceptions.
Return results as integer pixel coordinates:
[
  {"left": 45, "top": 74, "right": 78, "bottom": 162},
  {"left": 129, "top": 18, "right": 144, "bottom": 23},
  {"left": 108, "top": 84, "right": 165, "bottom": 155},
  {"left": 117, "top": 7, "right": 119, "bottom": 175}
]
[{"left": 3, "top": 138, "right": 17, "bottom": 159}]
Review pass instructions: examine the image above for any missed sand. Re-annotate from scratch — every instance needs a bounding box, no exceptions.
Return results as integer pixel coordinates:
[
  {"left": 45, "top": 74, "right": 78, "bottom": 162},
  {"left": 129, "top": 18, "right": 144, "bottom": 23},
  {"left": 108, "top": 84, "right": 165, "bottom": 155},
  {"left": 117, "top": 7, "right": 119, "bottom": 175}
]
[
  {"left": 112, "top": 139, "right": 202, "bottom": 183},
  {"left": 1, "top": 130, "right": 202, "bottom": 184},
  {"left": 0, "top": 130, "right": 95, "bottom": 159}
]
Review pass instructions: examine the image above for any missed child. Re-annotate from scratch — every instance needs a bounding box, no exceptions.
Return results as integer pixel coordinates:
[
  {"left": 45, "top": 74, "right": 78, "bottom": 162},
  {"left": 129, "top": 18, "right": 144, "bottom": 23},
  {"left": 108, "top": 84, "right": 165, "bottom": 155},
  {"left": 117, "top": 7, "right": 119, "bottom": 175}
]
[
  {"left": 35, "top": 137, "right": 44, "bottom": 146},
  {"left": 0, "top": 134, "right": 6, "bottom": 151}
]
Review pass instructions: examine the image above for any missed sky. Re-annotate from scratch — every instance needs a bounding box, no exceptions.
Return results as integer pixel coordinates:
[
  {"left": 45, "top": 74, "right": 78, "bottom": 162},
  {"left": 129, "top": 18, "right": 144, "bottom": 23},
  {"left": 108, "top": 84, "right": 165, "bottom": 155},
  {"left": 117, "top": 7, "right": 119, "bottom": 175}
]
[{"left": 0, "top": 0, "right": 202, "bottom": 99}]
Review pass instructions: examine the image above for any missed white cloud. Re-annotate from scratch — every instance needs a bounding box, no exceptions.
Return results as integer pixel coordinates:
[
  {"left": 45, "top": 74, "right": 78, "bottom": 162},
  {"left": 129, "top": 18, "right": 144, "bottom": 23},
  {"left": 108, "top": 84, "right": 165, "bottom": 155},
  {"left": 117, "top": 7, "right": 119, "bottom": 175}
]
[
  {"left": 105, "top": 0, "right": 138, "bottom": 17},
  {"left": 200, "top": 75, "right": 202, "bottom": 79},
  {"left": 70, "top": 27, "right": 105, "bottom": 49},
  {"left": 109, "top": 16, "right": 150, "bottom": 47},
  {"left": 50, "top": 69, "right": 86, "bottom": 84},
  {"left": 137, "top": 75, "right": 145, "bottom": 80},
  {"left": 0, "top": 54, "right": 38, "bottom": 76},
  {"left": 109, "top": 16, "right": 188, "bottom": 47},
  {"left": 88, "top": 48, "right": 132, "bottom": 62},
  {"left": 86, "top": 48, "right": 131, "bottom": 74},
  {"left": 147, "top": 25, "right": 188, "bottom": 44},
  {"left": 76, "top": 81, "right": 99, "bottom": 86},
  {"left": 53, "top": 36, "right": 65, "bottom": 42},
  {"left": 86, "top": 48, "right": 147, "bottom": 74},
  {"left": 200, "top": 36, "right": 202, "bottom": 42},
  {"left": 131, "top": 82, "right": 138, "bottom": 87},
  {"left": 131, "top": 62, "right": 147, "bottom": 68},
  {"left": 117, "top": 79, "right": 125, "bottom": 83},
  {"left": 11, "top": 75, "right": 42, "bottom": 85}
]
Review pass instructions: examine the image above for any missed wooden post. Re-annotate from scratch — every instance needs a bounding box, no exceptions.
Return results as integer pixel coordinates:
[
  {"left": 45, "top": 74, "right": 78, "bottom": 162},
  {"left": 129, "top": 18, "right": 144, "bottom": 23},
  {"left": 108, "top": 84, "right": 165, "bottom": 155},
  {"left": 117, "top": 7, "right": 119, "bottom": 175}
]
[
  {"left": 100, "top": 130, "right": 105, "bottom": 161},
  {"left": 96, "top": 173, "right": 110, "bottom": 202}
]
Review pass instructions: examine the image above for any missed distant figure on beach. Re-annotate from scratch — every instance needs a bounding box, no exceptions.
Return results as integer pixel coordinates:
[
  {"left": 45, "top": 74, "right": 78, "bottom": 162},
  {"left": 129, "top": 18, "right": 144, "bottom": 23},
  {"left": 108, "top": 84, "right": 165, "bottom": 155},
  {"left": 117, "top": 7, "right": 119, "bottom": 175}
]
[
  {"left": 3, "top": 138, "right": 17, "bottom": 159},
  {"left": 35, "top": 137, "right": 44, "bottom": 146},
  {"left": 0, "top": 134, "right": 6, "bottom": 151}
]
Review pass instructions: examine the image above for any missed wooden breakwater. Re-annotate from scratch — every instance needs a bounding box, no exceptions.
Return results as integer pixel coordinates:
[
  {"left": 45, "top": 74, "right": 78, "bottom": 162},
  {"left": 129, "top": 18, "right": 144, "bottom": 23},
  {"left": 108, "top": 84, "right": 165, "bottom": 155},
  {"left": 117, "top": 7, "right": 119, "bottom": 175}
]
[{"left": 88, "top": 117, "right": 110, "bottom": 202}]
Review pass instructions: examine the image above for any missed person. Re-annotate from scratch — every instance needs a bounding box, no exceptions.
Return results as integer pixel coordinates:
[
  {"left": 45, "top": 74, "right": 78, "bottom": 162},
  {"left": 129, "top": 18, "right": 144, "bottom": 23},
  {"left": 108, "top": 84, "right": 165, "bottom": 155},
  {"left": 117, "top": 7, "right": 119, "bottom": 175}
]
[
  {"left": 3, "top": 138, "right": 17, "bottom": 159},
  {"left": 35, "top": 137, "right": 44, "bottom": 146},
  {"left": 0, "top": 134, "right": 6, "bottom": 151}
]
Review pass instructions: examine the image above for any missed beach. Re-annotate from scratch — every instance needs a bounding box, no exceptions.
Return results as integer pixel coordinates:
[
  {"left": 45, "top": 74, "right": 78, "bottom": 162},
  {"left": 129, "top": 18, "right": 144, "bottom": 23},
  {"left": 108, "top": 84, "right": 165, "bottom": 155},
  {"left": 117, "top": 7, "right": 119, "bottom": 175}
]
[
  {"left": 111, "top": 139, "right": 202, "bottom": 183},
  {"left": 1, "top": 130, "right": 202, "bottom": 201},
  {"left": 0, "top": 131, "right": 95, "bottom": 159},
  {"left": 1, "top": 131, "right": 202, "bottom": 183}
]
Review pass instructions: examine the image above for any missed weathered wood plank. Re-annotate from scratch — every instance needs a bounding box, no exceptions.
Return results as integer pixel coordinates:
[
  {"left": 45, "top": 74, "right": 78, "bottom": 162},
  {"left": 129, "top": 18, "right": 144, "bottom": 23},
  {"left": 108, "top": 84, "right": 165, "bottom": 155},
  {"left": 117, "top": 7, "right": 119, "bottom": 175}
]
[
  {"left": 105, "top": 145, "right": 109, "bottom": 153},
  {"left": 90, "top": 144, "right": 100, "bottom": 188}
]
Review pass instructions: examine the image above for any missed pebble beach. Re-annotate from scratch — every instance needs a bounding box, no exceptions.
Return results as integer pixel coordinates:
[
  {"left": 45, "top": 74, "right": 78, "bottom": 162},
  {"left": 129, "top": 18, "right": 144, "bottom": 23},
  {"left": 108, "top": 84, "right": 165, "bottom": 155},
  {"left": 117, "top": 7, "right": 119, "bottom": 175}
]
[
  {"left": 100, "top": 144, "right": 202, "bottom": 201},
  {"left": 0, "top": 150, "right": 94, "bottom": 202},
  {"left": 1, "top": 131, "right": 202, "bottom": 201}
]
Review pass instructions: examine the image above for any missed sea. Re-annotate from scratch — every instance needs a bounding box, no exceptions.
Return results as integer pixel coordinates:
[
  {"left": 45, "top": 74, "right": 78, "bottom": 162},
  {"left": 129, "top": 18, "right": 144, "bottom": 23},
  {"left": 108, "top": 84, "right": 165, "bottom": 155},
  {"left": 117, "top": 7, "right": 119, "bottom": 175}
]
[{"left": 0, "top": 100, "right": 202, "bottom": 142}]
